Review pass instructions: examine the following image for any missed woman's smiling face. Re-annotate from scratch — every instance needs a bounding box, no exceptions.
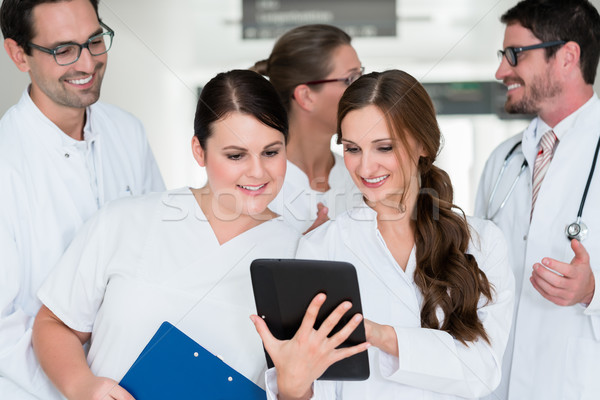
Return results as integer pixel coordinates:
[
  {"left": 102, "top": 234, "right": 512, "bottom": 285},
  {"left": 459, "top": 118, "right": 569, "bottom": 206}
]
[
  {"left": 340, "top": 105, "right": 422, "bottom": 210},
  {"left": 193, "top": 112, "right": 287, "bottom": 219}
]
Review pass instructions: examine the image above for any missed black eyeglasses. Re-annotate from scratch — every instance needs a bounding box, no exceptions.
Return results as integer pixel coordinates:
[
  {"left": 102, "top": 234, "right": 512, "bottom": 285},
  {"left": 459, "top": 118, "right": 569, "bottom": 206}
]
[
  {"left": 497, "top": 40, "right": 566, "bottom": 67},
  {"left": 28, "top": 22, "right": 114, "bottom": 66},
  {"left": 303, "top": 67, "right": 365, "bottom": 86}
]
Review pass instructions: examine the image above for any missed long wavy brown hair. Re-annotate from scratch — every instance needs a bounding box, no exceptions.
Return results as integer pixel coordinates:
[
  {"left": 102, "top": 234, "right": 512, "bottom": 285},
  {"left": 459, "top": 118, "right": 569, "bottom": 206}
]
[{"left": 337, "top": 70, "right": 493, "bottom": 345}]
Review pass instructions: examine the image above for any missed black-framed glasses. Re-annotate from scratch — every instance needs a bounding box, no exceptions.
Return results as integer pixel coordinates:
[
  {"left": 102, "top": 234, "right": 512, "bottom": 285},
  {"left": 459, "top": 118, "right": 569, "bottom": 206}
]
[
  {"left": 303, "top": 67, "right": 365, "bottom": 86},
  {"left": 497, "top": 40, "right": 566, "bottom": 67},
  {"left": 28, "top": 22, "right": 114, "bottom": 66}
]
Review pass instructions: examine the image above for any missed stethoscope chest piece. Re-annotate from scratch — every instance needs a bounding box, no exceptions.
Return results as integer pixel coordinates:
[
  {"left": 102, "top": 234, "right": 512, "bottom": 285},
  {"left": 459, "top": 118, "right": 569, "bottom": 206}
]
[{"left": 565, "top": 220, "right": 588, "bottom": 241}]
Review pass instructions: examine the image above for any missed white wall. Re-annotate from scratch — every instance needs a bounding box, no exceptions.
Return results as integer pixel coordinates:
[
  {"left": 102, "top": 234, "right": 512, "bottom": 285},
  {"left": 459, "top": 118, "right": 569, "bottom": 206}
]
[{"left": 1, "top": 0, "right": 599, "bottom": 212}]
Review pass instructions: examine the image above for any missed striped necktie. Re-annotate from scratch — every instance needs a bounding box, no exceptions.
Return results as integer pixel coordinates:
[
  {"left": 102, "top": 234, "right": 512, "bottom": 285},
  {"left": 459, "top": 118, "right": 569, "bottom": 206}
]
[{"left": 531, "top": 130, "right": 558, "bottom": 214}]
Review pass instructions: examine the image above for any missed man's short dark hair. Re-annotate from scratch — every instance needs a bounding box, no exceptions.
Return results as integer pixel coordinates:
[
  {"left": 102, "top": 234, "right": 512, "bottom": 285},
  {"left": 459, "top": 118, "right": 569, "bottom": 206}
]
[
  {"left": 501, "top": 0, "right": 600, "bottom": 85},
  {"left": 0, "top": 0, "right": 100, "bottom": 55}
]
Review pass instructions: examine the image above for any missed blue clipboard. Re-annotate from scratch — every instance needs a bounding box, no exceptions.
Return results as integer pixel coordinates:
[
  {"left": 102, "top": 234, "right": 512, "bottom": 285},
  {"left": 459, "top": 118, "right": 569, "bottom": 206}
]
[{"left": 120, "top": 321, "right": 266, "bottom": 399}]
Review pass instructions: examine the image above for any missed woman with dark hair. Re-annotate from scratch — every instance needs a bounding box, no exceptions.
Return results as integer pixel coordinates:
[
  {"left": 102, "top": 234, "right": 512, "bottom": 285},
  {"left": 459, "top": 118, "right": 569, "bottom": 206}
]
[
  {"left": 32, "top": 70, "right": 300, "bottom": 399},
  {"left": 251, "top": 24, "right": 363, "bottom": 233},
  {"left": 252, "top": 70, "right": 515, "bottom": 399}
]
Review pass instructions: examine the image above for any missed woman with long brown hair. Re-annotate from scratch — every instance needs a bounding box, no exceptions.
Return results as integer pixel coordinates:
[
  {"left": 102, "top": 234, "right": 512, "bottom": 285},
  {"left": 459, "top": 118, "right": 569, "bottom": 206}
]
[
  {"left": 252, "top": 70, "right": 515, "bottom": 399},
  {"left": 251, "top": 24, "right": 363, "bottom": 233}
]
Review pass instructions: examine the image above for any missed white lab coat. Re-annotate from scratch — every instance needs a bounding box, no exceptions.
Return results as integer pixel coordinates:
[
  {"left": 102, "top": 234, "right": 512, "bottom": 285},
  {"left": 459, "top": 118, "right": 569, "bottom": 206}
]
[
  {"left": 266, "top": 202, "right": 515, "bottom": 399},
  {"left": 0, "top": 89, "right": 164, "bottom": 399},
  {"left": 474, "top": 94, "right": 600, "bottom": 400},
  {"left": 269, "top": 153, "right": 362, "bottom": 233},
  {"left": 38, "top": 188, "right": 300, "bottom": 391}
]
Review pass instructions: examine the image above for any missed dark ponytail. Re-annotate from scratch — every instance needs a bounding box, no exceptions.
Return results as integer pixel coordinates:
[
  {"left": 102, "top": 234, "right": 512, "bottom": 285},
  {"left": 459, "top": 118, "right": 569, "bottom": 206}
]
[{"left": 250, "top": 59, "right": 269, "bottom": 76}]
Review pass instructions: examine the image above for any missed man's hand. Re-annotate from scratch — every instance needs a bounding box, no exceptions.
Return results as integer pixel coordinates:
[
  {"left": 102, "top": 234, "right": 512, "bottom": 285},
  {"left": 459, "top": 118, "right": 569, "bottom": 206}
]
[{"left": 530, "top": 239, "right": 595, "bottom": 306}]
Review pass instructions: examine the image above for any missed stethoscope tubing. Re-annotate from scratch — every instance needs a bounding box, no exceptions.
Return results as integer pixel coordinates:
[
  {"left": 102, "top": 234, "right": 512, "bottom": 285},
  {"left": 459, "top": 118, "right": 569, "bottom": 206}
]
[
  {"left": 564, "top": 132, "right": 600, "bottom": 241},
  {"left": 486, "top": 141, "right": 527, "bottom": 220},
  {"left": 488, "top": 133, "right": 600, "bottom": 241},
  {"left": 576, "top": 133, "right": 600, "bottom": 219}
]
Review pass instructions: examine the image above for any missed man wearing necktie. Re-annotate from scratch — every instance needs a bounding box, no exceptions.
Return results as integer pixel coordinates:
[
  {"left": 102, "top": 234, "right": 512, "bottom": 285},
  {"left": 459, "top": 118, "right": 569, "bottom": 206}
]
[{"left": 474, "top": 0, "right": 600, "bottom": 399}]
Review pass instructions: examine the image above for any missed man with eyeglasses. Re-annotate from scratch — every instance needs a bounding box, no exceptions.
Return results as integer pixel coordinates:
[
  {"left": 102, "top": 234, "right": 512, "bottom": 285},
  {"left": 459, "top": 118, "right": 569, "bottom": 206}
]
[
  {"left": 474, "top": 0, "right": 600, "bottom": 399},
  {"left": 0, "top": 0, "right": 164, "bottom": 398}
]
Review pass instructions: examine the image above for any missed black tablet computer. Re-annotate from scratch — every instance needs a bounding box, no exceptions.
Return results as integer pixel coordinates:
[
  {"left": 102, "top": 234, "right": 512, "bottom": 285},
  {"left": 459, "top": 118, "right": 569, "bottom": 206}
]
[{"left": 250, "top": 258, "right": 369, "bottom": 381}]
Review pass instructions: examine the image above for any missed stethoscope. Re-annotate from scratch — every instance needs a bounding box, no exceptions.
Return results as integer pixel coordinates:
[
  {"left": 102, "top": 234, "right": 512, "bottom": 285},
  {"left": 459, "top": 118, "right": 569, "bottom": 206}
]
[
  {"left": 486, "top": 134, "right": 600, "bottom": 241},
  {"left": 486, "top": 141, "right": 528, "bottom": 221}
]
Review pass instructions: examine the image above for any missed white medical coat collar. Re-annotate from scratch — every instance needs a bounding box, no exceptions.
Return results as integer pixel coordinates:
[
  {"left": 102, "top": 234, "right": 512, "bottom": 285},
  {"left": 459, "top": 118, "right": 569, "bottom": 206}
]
[
  {"left": 523, "top": 92, "right": 599, "bottom": 163},
  {"left": 344, "top": 197, "right": 419, "bottom": 278},
  {"left": 21, "top": 87, "right": 98, "bottom": 149},
  {"left": 534, "top": 92, "right": 599, "bottom": 144}
]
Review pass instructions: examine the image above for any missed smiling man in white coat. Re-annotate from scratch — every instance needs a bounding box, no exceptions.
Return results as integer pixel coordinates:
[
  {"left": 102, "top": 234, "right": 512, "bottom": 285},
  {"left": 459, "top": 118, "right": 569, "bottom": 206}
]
[
  {"left": 475, "top": 0, "right": 600, "bottom": 399},
  {"left": 0, "top": 0, "right": 164, "bottom": 398}
]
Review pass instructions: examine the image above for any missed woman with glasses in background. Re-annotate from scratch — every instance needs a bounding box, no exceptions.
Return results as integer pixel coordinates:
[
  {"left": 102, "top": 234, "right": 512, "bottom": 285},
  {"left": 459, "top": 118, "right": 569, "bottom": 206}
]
[{"left": 252, "top": 24, "right": 363, "bottom": 233}]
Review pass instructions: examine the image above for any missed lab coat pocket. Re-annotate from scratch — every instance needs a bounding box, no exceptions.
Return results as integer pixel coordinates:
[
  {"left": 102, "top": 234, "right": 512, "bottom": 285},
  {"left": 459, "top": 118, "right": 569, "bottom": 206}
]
[{"left": 562, "top": 336, "right": 600, "bottom": 400}]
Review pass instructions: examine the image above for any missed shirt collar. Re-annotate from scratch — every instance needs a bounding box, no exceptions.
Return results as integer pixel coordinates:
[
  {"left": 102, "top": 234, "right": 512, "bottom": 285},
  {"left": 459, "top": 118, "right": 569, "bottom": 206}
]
[
  {"left": 21, "top": 86, "right": 97, "bottom": 148},
  {"left": 535, "top": 93, "right": 599, "bottom": 144},
  {"left": 83, "top": 107, "right": 99, "bottom": 143}
]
